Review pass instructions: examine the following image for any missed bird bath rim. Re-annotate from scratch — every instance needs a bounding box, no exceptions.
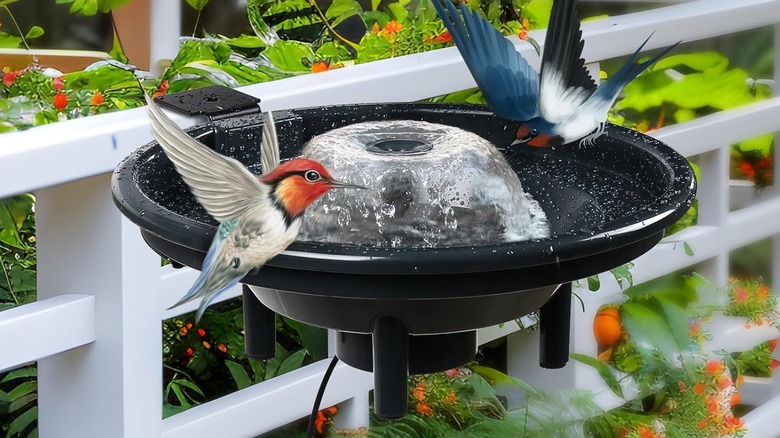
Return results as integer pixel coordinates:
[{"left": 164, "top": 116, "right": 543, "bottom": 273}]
[{"left": 112, "top": 102, "right": 695, "bottom": 276}]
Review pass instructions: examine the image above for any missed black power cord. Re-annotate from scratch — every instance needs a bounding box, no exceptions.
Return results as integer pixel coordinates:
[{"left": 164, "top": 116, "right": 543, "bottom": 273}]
[{"left": 306, "top": 356, "right": 340, "bottom": 438}]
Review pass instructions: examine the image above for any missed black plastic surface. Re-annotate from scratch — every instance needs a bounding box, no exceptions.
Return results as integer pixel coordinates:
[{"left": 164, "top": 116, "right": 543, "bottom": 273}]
[
  {"left": 154, "top": 85, "right": 261, "bottom": 120},
  {"left": 242, "top": 285, "right": 276, "bottom": 360}
]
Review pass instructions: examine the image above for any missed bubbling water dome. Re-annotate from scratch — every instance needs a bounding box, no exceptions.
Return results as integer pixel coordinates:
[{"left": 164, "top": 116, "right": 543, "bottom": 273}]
[{"left": 298, "top": 120, "right": 550, "bottom": 247}]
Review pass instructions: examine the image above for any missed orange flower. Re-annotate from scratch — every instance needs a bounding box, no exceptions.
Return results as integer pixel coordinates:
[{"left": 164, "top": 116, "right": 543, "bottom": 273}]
[
  {"left": 153, "top": 80, "right": 169, "bottom": 98},
  {"left": 723, "top": 415, "right": 744, "bottom": 431},
  {"left": 730, "top": 391, "right": 741, "bottom": 406},
  {"left": 52, "top": 76, "right": 64, "bottom": 91},
  {"left": 694, "top": 382, "right": 704, "bottom": 395},
  {"left": 771, "top": 358, "right": 780, "bottom": 369},
  {"left": 769, "top": 338, "right": 778, "bottom": 352},
  {"left": 445, "top": 391, "right": 457, "bottom": 404},
  {"left": 217, "top": 343, "right": 227, "bottom": 353},
  {"left": 696, "top": 419, "right": 709, "bottom": 430},
  {"left": 521, "top": 17, "right": 530, "bottom": 30},
  {"left": 198, "top": 328, "right": 206, "bottom": 337},
  {"left": 757, "top": 284, "right": 770, "bottom": 299},
  {"left": 432, "top": 30, "right": 452, "bottom": 43},
  {"left": 325, "top": 406, "right": 338, "bottom": 416},
  {"left": 384, "top": 20, "right": 403, "bottom": 34},
  {"left": 53, "top": 92, "right": 68, "bottom": 111},
  {"left": 413, "top": 383, "right": 426, "bottom": 401},
  {"left": 718, "top": 376, "right": 731, "bottom": 390},
  {"left": 706, "top": 396, "right": 720, "bottom": 415},
  {"left": 372, "top": 22, "right": 380, "bottom": 33},
  {"left": 637, "top": 425, "right": 658, "bottom": 438},
  {"left": 705, "top": 360, "right": 724, "bottom": 375},
  {"left": 311, "top": 61, "right": 330, "bottom": 73},
  {"left": 315, "top": 411, "right": 327, "bottom": 434},
  {"left": 180, "top": 327, "right": 188, "bottom": 336},
  {"left": 733, "top": 287, "right": 749, "bottom": 303},
  {"left": 415, "top": 402, "right": 433, "bottom": 416},
  {"left": 186, "top": 322, "right": 193, "bottom": 329},
  {"left": 91, "top": 92, "right": 104, "bottom": 106},
  {"left": 688, "top": 322, "right": 700, "bottom": 336},
  {"left": 518, "top": 30, "right": 528, "bottom": 40},
  {"left": 202, "top": 341, "right": 211, "bottom": 349},
  {"left": 185, "top": 348, "right": 194, "bottom": 356}
]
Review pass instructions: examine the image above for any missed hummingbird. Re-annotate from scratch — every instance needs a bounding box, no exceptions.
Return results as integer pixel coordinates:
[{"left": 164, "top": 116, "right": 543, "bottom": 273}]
[
  {"left": 144, "top": 94, "right": 364, "bottom": 322},
  {"left": 432, "top": 0, "right": 679, "bottom": 147}
]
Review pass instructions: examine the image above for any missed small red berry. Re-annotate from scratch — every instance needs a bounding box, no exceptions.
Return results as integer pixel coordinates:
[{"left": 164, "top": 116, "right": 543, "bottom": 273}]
[
  {"left": 52, "top": 76, "right": 64, "bottom": 91},
  {"left": 53, "top": 92, "right": 68, "bottom": 111},
  {"left": 91, "top": 92, "right": 104, "bottom": 106}
]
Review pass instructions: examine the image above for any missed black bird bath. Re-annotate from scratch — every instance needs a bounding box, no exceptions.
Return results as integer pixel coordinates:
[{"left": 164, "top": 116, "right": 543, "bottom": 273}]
[{"left": 112, "top": 87, "right": 695, "bottom": 419}]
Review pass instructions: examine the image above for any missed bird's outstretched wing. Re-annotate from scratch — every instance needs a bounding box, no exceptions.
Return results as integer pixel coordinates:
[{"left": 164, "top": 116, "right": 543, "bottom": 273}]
[
  {"left": 145, "top": 94, "right": 266, "bottom": 223},
  {"left": 538, "top": 0, "right": 598, "bottom": 124},
  {"left": 432, "top": 0, "right": 540, "bottom": 121},
  {"left": 260, "top": 111, "right": 280, "bottom": 175}
]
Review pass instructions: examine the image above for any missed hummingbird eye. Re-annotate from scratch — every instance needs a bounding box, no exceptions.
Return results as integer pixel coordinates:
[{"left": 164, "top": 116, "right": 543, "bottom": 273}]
[
  {"left": 530, "top": 128, "right": 539, "bottom": 137},
  {"left": 304, "top": 170, "right": 321, "bottom": 182}
]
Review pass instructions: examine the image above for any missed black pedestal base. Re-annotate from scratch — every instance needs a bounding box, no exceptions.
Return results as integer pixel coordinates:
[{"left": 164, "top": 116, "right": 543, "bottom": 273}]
[{"left": 335, "top": 326, "right": 477, "bottom": 419}]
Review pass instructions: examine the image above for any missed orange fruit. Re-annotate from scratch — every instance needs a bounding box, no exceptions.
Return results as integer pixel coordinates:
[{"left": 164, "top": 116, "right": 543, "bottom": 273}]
[{"left": 593, "top": 307, "right": 622, "bottom": 347}]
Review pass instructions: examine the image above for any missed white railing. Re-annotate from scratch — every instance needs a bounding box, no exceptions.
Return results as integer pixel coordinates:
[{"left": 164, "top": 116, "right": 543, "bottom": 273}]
[{"left": 0, "top": 0, "right": 779, "bottom": 436}]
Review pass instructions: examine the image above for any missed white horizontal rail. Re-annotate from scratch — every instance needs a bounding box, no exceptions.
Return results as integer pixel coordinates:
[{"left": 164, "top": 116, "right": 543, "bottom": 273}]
[
  {"left": 161, "top": 359, "right": 373, "bottom": 438},
  {"left": 1, "top": 0, "right": 778, "bottom": 199},
  {"left": 0, "top": 294, "right": 95, "bottom": 372},
  {"left": 743, "top": 392, "right": 780, "bottom": 438},
  {"left": 652, "top": 96, "right": 780, "bottom": 157},
  {"left": 159, "top": 266, "right": 242, "bottom": 320}
]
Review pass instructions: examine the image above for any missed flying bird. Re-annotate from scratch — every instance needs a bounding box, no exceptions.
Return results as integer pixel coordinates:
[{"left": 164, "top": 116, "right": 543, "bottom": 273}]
[
  {"left": 432, "top": 0, "right": 679, "bottom": 147},
  {"left": 145, "top": 94, "right": 363, "bottom": 321}
]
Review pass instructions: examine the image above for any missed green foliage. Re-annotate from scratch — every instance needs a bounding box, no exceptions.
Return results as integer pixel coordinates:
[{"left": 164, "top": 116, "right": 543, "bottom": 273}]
[
  {"left": 0, "top": 366, "right": 38, "bottom": 438},
  {"left": 54, "top": 0, "right": 128, "bottom": 15},
  {"left": 161, "top": 298, "right": 326, "bottom": 416}
]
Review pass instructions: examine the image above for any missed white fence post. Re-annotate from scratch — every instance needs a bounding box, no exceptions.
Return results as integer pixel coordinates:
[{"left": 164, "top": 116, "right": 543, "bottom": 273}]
[{"left": 35, "top": 174, "right": 163, "bottom": 438}]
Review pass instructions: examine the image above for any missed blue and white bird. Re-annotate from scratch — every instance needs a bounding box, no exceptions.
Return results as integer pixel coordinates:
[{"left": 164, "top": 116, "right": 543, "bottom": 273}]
[{"left": 432, "top": 0, "right": 679, "bottom": 147}]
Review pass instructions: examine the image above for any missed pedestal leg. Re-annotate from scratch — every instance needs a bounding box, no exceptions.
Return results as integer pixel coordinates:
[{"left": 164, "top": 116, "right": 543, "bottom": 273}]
[
  {"left": 539, "top": 282, "right": 572, "bottom": 369},
  {"left": 243, "top": 285, "right": 276, "bottom": 360},
  {"left": 372, "top": 316, "right": 408, "bottom": 419}
]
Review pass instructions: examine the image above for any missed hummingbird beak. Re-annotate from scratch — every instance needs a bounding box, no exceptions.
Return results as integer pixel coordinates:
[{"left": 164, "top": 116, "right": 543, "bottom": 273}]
[
  {"left": 327, "top": 179, "right": 367, "bottom": 190},
  {"left": 511, "top": 138, "right": 531, "bottom": 146}
]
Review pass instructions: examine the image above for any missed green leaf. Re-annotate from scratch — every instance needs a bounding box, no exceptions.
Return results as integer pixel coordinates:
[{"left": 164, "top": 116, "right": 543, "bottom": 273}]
[
  {"left": 571, "top": 354, "right": 624, "bottom": 399},
  {"left": 9, "top": 393, "right": 36, "bottom": 413},
  {"left": 609, "top": 263, "right": 634, "bottom": 290},
  {"left": 224, "top": 34, "right": 266, "bottom": 49},
  {"left": 683, "top": 242, "right": 694, "bottom": 256},
  {"left": 282, "top": 317, "right": 327, "bottom": 360},
  {"left": 109, "top": 29, "right": 129, "bottom": 63},
  {"left": 1, "top": 367, "right": 37, "bottom": 383},
  {"left": 7, "top": 406, "right": 36, "bottom": 436},
  {"left": 263, "top": 40, "right": 315, "bottom": 72},
  {"left": 8, "top": 381, "right": 37, "bottom": 400},
  {"left": 587, "top": 275, "right": 600, "bottom": 292},
  {"left": 24, "top": 26, "right": 44, "bottom": 39},
  {"left": 163, "top": 402, "right": 188, "bottom": 418},
  {"left": 277, "top": 349, "right": 307, "bottom": 376},
  {"left": 169, "top": 382, "right": 191, "bottom": 408},
  {"left": 653, "top": 51, "right": 730, "bottom": 75},
  {"left": 185, "top": 0, "right": 209, "bottom": 11},
  {"left": 225, "top": 360, "right": 252, "bottom": 390},
  {"left": 0, "top": 31, "right": 22, "bottom": 49},
  {"left": 522, "top": 0, "right": 553, "bottom": 28},
  {"left": 174, "top": 379, "right": 204, "bottom": 397},
  {"left": 387, "top": 0, "right": 409, "bottom": 22}
]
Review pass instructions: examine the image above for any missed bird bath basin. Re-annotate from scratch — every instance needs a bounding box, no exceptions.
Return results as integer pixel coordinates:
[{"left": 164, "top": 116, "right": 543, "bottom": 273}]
[{"left": 112, "top": 88, "right": 695, "bottom": 419}]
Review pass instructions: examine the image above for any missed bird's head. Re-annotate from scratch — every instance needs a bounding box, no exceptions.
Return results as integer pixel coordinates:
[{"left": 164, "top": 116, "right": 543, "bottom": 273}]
[
  {"left": 512, "top": 119, "right": 562, "bottom": 147},
  {"left": 260, "top": 158, "right": 364, "bottom": 219}
]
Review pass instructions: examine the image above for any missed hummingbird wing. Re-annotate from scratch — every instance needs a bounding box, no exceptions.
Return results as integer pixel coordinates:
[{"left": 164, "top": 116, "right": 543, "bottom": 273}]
[
  {"left": 432, "top": 0, "right": 540, "bottom": 121},
  {"left": 537, "top": 0, "right": 598, "bottom": 125},
  {"left": 260, "top": 111, "right": 280, "bottom": 175},
  {"left": 145, "top": 94, "right": 267, "bottom": 223}
]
